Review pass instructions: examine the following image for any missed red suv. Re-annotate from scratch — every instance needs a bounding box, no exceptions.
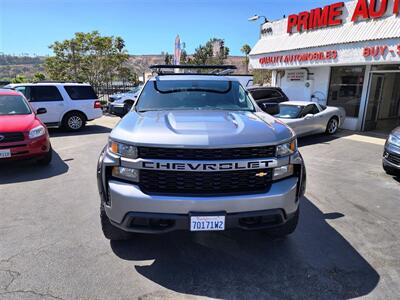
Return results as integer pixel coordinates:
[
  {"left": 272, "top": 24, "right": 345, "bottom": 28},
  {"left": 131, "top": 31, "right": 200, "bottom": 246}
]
[{"left": 0, "top": 89, "right": 52, "bottom": 165}]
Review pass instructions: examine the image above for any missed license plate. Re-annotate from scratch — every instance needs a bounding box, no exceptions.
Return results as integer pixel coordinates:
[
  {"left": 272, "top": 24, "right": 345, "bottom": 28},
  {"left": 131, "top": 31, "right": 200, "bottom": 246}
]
[
  {"left": 0, "top": 149, "right": 11, "bottom": 159},
  {"left": 190, "top": 215, "right": 225, "bottom": 232}
]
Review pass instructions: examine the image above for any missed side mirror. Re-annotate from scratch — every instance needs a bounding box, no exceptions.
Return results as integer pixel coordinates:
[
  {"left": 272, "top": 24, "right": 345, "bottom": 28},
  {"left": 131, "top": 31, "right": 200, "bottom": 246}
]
[
  {"left": 304, "top": 114, "right": 313, "bottom": 119},
  {"left": 36, "top": 108, "right": 47, "bottom": 115},
  {"left": 261, "top": 103, "right": 280, "bottom": 115}
]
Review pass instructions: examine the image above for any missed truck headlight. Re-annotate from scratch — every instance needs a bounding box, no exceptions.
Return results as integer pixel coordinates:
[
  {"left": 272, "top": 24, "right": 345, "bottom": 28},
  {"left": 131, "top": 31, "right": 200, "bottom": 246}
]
[
  {"left": 273, "top": 165, "right": 294, "bottom": 180},
  {"left": 276, "top": 139, "right": 297, "bottom": 157},
  {"left": 112, "top": 167, "right": 139, "bottom": 182},
  {"left": 29, "top": 125, "right": 46, "bottom": 139},
  {"left": 109, "top": 141, "right": 138, "bottom": 159},
  {"left": 388, "top": 134, "right": 400, "bottom": 147}
]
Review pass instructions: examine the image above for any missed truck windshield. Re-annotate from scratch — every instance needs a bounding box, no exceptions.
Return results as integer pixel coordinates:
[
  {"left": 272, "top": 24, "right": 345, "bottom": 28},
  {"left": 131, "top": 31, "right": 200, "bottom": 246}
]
[
  {"left": 0, "top": 95, "right": 31, "bottom": 116},
  {"left": 136, "top": 80, "right": 255, "bottom": 112}
]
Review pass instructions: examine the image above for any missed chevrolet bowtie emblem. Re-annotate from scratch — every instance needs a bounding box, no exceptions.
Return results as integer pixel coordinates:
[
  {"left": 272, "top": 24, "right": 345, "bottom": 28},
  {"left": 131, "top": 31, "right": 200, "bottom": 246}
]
[{"left": 255, "top": 172, "right": 268, "bottom": 177}]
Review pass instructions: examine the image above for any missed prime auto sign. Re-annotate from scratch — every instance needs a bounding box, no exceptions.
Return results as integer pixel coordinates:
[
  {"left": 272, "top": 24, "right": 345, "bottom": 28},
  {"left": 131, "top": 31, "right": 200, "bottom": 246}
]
[{"left": 287, "top": 0, "right": 399, "bottom": 33}]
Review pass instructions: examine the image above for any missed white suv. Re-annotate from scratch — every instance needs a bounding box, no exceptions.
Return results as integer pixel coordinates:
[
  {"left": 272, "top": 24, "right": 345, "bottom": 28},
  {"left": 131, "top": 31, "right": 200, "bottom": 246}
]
[{"left": 5, "top": 83, "right": 103, "bottom": 131}]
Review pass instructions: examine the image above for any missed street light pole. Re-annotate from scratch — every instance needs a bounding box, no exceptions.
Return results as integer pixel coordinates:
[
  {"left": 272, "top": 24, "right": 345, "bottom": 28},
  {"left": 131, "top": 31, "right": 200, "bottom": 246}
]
[{"left": 248, "top": 15, "right": 270, "bottom": 38}]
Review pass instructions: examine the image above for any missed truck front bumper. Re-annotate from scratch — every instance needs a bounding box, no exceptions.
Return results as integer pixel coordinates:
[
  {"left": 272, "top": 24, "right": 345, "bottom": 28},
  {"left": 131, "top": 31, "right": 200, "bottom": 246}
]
[{"left": 103, "top": 176, "right": 300, "bottom": 233}]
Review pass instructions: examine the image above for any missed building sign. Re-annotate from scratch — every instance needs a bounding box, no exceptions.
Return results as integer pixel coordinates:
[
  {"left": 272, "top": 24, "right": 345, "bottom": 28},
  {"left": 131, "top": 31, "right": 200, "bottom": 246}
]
[
  {"left": 259, "top": 50, "right": 338, "bottom": 65},
  {"left": 287, "top": 0, "right": 400, "bottom": 33},
  {"left": 261, "top": 27, "right": 273, "bottom": 36},
  {"left": 363, "top": 44, "right": 400, "bottom": 58},
  {"left": 287, "top": 71, "right": 306, "bottom": 81}
]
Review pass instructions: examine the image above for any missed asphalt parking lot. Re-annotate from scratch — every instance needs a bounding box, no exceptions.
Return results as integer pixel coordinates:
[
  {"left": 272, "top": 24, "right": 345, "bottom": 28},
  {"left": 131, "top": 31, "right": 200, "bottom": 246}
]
[{"left": 0, "top": 116, "right": 399, "bottom": 300}]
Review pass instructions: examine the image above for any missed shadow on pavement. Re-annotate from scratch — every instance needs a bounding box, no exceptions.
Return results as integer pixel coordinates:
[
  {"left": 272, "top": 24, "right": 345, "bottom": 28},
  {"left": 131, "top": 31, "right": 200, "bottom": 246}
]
[
  {"left": 0, "top": 150, "right": 68, "bottom": 184},
  {"left": 48, "top": 125, "right": 112, "bottom": 138},
  {"left": 111, "top": 198, "right": 379, "bottom": 299},
  {"left": 298, "top": 133, "right": 342, "bottom": 147}
]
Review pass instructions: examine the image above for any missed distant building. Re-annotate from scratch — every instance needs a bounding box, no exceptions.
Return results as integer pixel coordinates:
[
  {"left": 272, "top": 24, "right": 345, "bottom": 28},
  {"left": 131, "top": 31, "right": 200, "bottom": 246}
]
[{"left": 211, "top": 39, "right": 225, "bottom": 57}]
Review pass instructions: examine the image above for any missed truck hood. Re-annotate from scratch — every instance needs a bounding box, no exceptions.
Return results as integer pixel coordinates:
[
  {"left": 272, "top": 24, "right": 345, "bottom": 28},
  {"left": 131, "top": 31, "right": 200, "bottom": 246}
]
[{"left": 110, "top": 110, "right": 294, "bottom": 148}]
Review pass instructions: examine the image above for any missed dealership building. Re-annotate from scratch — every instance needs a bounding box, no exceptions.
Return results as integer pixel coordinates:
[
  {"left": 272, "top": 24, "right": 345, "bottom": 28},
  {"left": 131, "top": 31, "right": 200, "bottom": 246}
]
[{"left": 250, "top": 0, "right": 400, "bottom": 132}]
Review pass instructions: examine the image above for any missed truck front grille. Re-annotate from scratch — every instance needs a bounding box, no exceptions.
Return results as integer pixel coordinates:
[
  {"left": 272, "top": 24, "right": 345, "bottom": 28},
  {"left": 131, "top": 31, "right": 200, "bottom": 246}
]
[
  {"left": 0, "top": 132, "right": 25, "bottom": 143},
  {"left": 138, "top": 146, "right": 276, "bottom": 160},
  {"left": 139, "top": 169, "right": 273, "bottom": 195}
]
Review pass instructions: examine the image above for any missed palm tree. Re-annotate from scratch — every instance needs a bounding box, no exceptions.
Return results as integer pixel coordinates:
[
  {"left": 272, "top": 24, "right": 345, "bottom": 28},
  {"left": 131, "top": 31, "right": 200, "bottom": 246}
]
[
  {"left": 115, "top": 37, "right": 125, "bottom": 53},
  {"left": 241, "top": 44, "right": 252, "bottom": 73}
]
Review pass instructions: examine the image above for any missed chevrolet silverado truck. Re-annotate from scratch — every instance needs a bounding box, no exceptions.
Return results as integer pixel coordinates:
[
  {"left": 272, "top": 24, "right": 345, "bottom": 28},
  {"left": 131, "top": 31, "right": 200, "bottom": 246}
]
[{"left": 97, "top": 65, "right": 306, "bottom": 240}]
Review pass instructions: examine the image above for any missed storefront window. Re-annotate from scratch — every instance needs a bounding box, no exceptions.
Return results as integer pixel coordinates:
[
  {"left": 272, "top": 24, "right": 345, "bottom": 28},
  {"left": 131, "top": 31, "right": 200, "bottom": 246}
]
[{"left": 328, "top": 66, "right": 365, "bottom": 118}]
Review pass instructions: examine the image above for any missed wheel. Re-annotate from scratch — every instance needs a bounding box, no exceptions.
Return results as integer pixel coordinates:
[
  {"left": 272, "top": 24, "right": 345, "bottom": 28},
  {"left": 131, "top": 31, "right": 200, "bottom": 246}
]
[
  {"left": 266, "top": 208, "right": 299, "bottom": 238},
  {"left": 123, "top": 101, "right": 134, "bottom": 115},
  {"left": 326, "top": 117, "right": 339, "bottom": 135},
  {"left": 37, "top": 147, "right": 53, "bottom": 165},
  {"left": 383, "top": 164, "right": 400, "bottom": 176},
  {"left": 63, "top": 112, "right": 86, "bottom": 131},
  {"left": 100, "top": 205, "right": 132, "bottom": 240}
]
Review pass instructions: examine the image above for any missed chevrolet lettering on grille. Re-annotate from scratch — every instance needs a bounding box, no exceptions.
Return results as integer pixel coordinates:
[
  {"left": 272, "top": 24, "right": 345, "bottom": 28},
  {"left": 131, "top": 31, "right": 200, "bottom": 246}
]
[{"left": 141, "top": 160, "right": 275, "bottom": 172}]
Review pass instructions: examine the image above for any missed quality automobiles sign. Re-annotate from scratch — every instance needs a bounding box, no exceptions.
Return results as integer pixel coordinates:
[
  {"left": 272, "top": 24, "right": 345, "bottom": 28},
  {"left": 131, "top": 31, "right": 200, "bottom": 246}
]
[
  {"left": 287, "top": 0, "right": 399, "bottom": 33},
  {"left": 259, "top": 50, "right": 338, "bottom": 65}
]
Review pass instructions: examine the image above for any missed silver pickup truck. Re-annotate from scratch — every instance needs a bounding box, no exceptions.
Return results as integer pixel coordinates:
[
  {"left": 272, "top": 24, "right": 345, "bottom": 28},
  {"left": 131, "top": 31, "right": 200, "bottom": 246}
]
[{"left": 97, "top": 65, "right": 306, "bottom": 240}]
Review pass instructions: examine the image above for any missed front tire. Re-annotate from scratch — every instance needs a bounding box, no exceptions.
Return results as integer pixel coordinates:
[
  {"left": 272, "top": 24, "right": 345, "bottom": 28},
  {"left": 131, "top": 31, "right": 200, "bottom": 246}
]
[
  {"left": 266, "top": 208, "right": 299, "bottom": 238},
  {"left": 37, "top": 147, "right": 53, "bottom": 166},
  {"left": 326, "top": 117, "right": 339, "bottom": 135},
  {"left": 63, "top": 112, "right": 86, "bottom": 131},
  {"left": 100, "top": 205, "right": 132, "bottom": 241}
]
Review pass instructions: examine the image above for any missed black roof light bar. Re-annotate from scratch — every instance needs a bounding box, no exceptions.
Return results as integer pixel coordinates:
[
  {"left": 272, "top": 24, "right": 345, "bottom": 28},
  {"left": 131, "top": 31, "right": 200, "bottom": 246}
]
[{"left": 149, "top": 64, "right": 237, "bottom": 75}]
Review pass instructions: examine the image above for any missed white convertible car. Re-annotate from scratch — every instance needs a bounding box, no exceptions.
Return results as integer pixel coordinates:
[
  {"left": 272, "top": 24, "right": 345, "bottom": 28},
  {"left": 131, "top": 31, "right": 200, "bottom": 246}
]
[{"left": 274, "top": 101, "right": 346, "bottom": 137}]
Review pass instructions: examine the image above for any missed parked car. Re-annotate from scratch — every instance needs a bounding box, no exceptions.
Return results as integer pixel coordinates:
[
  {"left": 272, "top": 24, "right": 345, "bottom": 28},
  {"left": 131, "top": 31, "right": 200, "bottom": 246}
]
[
  {"left": 271, "top": 101, "right": 345, "bottom": 137},
  {"left": 383, "top": 127, "right": 400, "bottom": 176},
  {"left": 108, "top": 85, "right": 143, "bottom": 117},
  {"left": 247, "top": 86, "right": 289, "bottom": 105},
  {"left": 97, "top": 65, "right": 306, "bottom": 241},
  {"left": 0, "top": 89, "right": 52, "bottom": 165},
  {"left": 5, "top": 83, "right": 103, "bottom": 131}
]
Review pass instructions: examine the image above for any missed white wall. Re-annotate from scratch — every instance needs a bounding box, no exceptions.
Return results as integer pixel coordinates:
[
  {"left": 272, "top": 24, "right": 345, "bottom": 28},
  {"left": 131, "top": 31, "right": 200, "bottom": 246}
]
[{"left": 277, "top": 66, "right": 331, "bottom": 104}]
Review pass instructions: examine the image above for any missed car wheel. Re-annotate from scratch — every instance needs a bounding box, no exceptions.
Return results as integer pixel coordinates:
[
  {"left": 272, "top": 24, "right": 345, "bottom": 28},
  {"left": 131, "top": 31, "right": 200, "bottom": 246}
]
[
  {"left": 37, "top": 147, "right": 53, "bottom": 166},
  {"left": 63, "top": 112, "right": 86, "bottom": 131},
  {"left": 123, "top": 101, "right": 134, "bottom": 115},
  {"left": 100, "top": 205, "right": 132, "bottom": 241},
  {"left": 265, "top": 208, "right": 299, "bottom": 238},
  {"left": 326, "top": 117, "right": 339, "bottom": 135}
]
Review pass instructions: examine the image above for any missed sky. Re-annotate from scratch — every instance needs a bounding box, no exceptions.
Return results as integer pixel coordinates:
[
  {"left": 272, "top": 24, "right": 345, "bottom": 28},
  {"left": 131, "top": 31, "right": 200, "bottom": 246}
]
[{"left": 0, "top": 0, "right": 335, "bottom": 56}]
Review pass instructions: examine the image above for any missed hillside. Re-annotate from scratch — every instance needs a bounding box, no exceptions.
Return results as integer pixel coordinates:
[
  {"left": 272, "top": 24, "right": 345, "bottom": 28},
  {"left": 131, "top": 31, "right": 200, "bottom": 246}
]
[{"left": 0, "top": 54, "right": 248, "bottom": 80}]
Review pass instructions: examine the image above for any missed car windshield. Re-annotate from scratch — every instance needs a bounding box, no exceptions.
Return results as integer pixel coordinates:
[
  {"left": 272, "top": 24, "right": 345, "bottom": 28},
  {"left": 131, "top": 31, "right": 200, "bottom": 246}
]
[
  {"left": 136, "top": 79, "right": 255, "bottom": 112},
  {"left": 275, "top": 104, "right": 304, "bottom": 119},
  {"left": 0, "top": 95, "right": 31, "bottom": 115}
]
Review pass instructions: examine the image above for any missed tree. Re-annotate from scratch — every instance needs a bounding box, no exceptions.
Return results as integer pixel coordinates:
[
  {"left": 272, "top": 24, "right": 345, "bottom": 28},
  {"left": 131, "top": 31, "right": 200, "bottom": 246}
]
[
  {"left": 115, "top": 37, "right": 125, "bottom": 53},
  {"left": 11, "top": 74, "right": 27, "bottom": 83},
  {"left": 192, "top": 38, "right": 229, "bottom": 67},
  {"left": 241, "top": 44, "right": 251, "bottom": 73},
  {"left": 180, "top": 50, "right": 188, "bottom": 65},
  {"left": 164, "top": 52, "right": 173, "bottom": 65},
  {"left": 45, "top": 31, "right": 134, "bottom": 88},
  {"left": 33, "top": 72, "right": 46, "bottom": 82},
  {"left": 252, "top": 69, "right": 272, "bottom": 85}
]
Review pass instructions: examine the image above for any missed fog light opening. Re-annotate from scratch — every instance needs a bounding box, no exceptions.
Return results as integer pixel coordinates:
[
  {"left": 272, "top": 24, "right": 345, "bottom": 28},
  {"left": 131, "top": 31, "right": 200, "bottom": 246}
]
[{"left": 112, "top": 166, "right": 139, "bottom": 182}]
